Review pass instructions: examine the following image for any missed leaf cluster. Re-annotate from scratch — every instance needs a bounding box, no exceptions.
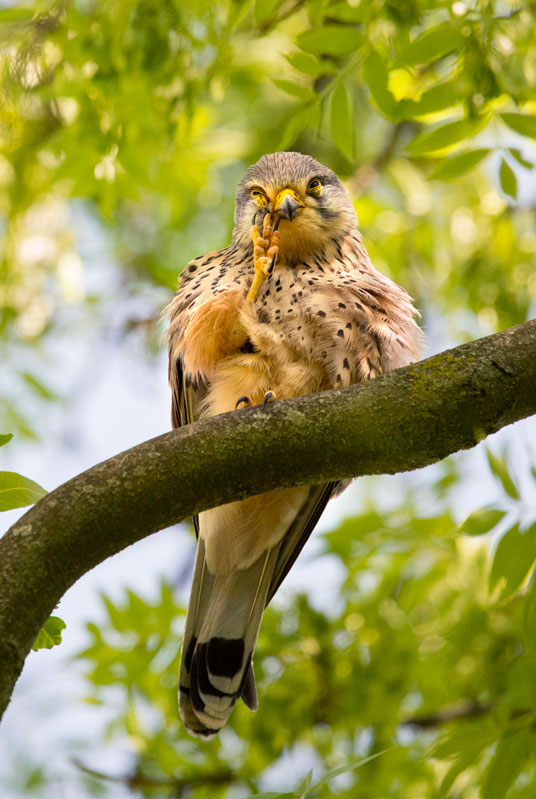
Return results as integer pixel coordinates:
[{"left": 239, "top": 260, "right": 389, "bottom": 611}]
[
  {"left": 19, "top": 454, "right": 528, "bottom": 799},
  {"left": 1, "top": 0, "right": 535, "bottom": 434}
]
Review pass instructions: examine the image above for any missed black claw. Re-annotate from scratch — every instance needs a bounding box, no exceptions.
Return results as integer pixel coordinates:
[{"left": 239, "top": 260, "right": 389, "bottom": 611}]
[
  {"left": 236, "top": 396, "right": 251, "bottom": 409},
  {"left": 267, "top": 253, "right": 277, "bottom": 275},
  {"left": 272, "top": 215, "right": 281, "bottom": 232},
  {"left": 263, "top": 391, "right": 275, "bottom": 405}
]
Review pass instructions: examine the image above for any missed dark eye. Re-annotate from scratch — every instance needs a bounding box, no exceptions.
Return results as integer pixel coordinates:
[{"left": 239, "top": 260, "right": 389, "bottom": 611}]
[
  {"left": 307, "top": 178, "right": 322, "bottom": 195},
  {"left": 250, "top": 188, "right": 267, "bottom": 206}
]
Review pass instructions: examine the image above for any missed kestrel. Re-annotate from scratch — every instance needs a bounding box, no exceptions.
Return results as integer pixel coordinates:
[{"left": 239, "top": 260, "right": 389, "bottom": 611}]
[{"left": 166, "top": 151, "right": 422, "bottom": 738}]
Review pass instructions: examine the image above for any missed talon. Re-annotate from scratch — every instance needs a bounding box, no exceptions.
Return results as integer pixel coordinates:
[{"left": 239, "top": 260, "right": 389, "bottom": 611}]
[
  {"left": 263, "top": 391, "right": 276, "bottom": 405},
  {"left": 235, "top": 396, "right": 251, "bottom": 409}
]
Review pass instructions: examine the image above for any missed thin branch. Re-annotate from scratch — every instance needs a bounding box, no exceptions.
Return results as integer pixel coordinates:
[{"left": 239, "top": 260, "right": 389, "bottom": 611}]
[
  {"left": 401, "top": 700, "right": 492, "bottom": 729},
  {"left": 1, "top": 319, "right": 535, "bottom": 721},
  {"left": 73, "top": 758, "right": 237, "bottom": 796}
]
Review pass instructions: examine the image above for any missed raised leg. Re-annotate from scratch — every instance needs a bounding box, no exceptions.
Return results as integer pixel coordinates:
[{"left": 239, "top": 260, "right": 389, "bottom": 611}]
[{"left": 247, "top": 213, "right": 280, "bottom": 303}]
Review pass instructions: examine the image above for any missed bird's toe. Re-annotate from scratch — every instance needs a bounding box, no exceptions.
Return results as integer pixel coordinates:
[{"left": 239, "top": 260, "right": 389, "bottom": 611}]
[{"left": 235, "top": 396, "right": 252, "bottom": 409}]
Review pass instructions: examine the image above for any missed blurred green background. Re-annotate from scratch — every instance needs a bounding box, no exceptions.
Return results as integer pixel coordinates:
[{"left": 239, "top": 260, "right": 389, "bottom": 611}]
[{"left": 1, "top": 0, "right": 536, "bottom": 796}]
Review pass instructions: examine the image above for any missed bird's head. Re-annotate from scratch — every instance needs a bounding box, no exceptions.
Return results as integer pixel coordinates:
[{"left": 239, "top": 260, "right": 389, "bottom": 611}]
[{"left": 233, "top": 152, "right": 357, "bottom": 263}]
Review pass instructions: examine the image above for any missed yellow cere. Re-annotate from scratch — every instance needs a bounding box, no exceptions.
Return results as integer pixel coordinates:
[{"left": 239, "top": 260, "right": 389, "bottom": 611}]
[{"left": 274, "top": 187, "right": 304, "bottom": 211}]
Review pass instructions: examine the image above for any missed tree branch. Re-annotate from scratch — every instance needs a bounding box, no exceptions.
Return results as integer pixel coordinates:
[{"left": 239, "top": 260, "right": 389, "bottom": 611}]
[
  {"left": 401, "top": 700, "right": 492, "bottom": 729},
  {"left": 1, "top": 319, "right": 535, "bottom": 721},
  {"left": 72, "top": 758, "right": 237, "bottom": 795}
]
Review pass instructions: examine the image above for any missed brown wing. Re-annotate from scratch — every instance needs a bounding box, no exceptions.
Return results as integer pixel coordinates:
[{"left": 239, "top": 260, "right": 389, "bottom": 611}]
[
  {"left": 266, "top": 481, "right": 338, "bottom": 605},
  {"left": 169, "top": 354, "right": 207, "bottom": 430},
  {"left": 169, "top": 353, "right": 208, "bottom": 538}
]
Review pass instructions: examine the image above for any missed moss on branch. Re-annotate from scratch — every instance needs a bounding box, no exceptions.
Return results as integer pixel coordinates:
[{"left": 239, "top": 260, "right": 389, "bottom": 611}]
[{"left": 1, "top": 319, "right": 535, "bottom": 720}]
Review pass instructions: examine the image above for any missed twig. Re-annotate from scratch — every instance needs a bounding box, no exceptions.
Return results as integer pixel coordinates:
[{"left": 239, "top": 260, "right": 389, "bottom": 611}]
[
  {"left": 401, "top": 700, "right": 492, "bottom": 729},
  {"left": 72, "top": 757, "right": 237, "bottom": 796}
]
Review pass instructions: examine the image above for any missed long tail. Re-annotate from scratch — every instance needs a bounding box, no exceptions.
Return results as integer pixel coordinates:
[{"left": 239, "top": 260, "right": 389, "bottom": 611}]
[{"left": 179, "top": 537, "right": 277, "bottom": 737}]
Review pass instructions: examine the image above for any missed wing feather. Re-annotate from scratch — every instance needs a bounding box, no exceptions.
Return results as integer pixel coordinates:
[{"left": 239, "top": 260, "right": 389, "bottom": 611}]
[{"left": 267, "top": 482, "right": 338, "bottom": 604}]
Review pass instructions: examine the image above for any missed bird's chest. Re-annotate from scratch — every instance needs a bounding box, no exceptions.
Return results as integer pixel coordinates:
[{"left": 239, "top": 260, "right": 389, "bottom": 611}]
[{"left": 246, "top": 266, "right": 351, "bottom": 369}]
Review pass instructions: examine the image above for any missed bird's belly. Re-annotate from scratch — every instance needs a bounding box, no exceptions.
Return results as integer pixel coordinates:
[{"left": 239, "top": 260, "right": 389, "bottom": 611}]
[{"left": 202, "top": 346, "right": 325, "bottom": 417}]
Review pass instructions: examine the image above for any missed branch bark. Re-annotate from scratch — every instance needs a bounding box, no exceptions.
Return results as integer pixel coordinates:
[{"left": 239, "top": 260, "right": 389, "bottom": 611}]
[{"left": 1, "top": 319, "right": 535, "bottom": 720}]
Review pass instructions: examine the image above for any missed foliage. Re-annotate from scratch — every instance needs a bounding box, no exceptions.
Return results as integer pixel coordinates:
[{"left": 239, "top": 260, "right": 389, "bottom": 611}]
[
  {"left": 0, "top": 469, "right": 47, "bottom": 511},
  {"left": 1, "top": 0, "right": 536, "bottom": 797},
  {"left": 31, "top": 615, "right": 66, "bottom": 650},
  {"left": 1, "top": 0, "right": 535, "bottom": 433},
  {"left": 63, "top": 454, "right": 536, "bottom": 798},
  {"left": 0, "top": 433, "right": 66, "bottom": 652},
  {"left": 0, "top": 433, "right": 47, "bottom": 509}
]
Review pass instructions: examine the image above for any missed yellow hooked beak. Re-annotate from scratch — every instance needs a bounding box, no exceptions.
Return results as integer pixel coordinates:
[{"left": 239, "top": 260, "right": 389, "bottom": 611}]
[{"left": 273, "top": 188, "right": 304, "bottom": 221}]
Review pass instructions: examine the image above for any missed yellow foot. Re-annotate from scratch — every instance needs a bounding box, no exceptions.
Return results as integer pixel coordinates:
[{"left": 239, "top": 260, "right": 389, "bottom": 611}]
[{"left": 247, "top": 213, "right": 280, "bottom": 303}]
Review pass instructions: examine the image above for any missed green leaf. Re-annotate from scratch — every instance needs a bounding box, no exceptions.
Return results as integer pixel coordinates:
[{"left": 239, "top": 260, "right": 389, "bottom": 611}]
[
  {"left": 272, "top": 79, "right": 315, "bottom": 101},
  {"left": 439, "top": 748, "right": 486, "bottom": 797},
  {"left": 32, "top": 616, "right": 66, "bottom": 651},
  {"left": 306, "top": 0, "right": 326, "bottom": 27},
  {"left": 406, "top": 117, "right": 487, "bottom": 155},
  {"left": 499, "top": 157, "right": 517, "bottom": 199},
  {"left": 296, "top": 769, "right": 313, "bottom": 793},
  {"left": 434, "top": 721, "right": 494, "bottom": 760},
  {"left": 363, "top": 49, "right": 398, "bottom": 119},
  {"left": 247, "top": 794, "right": 294, "bottom": 799},
  {"left": 459, "top": 507, "right": 507, "bottom": 536},
  {"left": 278, "top": 102, "right": 316, "bottom": 149},
  {"left": 326, "top": 2, "right": 367, "bottom": 22},
  {"left": 285, "top": 52, "right": 333, "bottom": 78},
  {"left": 401, "top": 80, "right": 460, "bottom": 117},
  {"left": 227, "top": 0, "right": 252, "bottom": 28},
  {"left": 508, "top": 147, "right": 533, "bottom": 169},
  {"left": 482, "top": 729, "right": 529, "bottom": 799},
  {"left": 297, "top": 26, "right": 363, "bottom": 56},
  {"left": 501, "top": 113, "right": 536, "bottom": 140},
  {"left": 486, "top": 449, "right": 519, "bottom": 499},
  {"left": 0, "top": 8, "right": 34, "bottom": 23},
  {"left": 22, "top": 372, "right": 57, "bottom": 401},
  {"left": 429, "top": 148, "right": 490, "bottom": 180},
  {"left": 392, "top": 26, "right": 464, "bottom": 68},
  {"left": 307, "top": 751, "right": 393, "bottom": 795},
  {"left": 330, "top": 80, "right": 354, "bottom": 160},
  {"left": 0, "top": 434, "right": 13, "bottom": 448},
  {"left": 523, "top": 568, "right": 536, "bottom": 651},
  {"left": 255, "top": 0, "right": 281, "bottom": 25},
  {"left": 490, "top": 522, "right": 536, "bottom": 598},
  {"left": 0, "top": 471, "right": 47, "bottom": 511},
  {"left": 101, "top": 594, "right": 130, "bottom": 633}
]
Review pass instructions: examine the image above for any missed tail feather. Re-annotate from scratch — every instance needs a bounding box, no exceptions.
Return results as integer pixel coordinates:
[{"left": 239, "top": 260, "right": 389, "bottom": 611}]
[{"left": 179, "top": 540, "right": 278, "bottom": 737}]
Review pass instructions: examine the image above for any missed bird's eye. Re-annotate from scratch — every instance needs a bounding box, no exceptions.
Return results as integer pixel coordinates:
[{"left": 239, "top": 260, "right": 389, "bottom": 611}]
[
  {"left": 307, "top": 178, "right": 322, "bottom": 196},
  {"left": 250, "top": 188, "right": 267, "bottom": 207}
]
